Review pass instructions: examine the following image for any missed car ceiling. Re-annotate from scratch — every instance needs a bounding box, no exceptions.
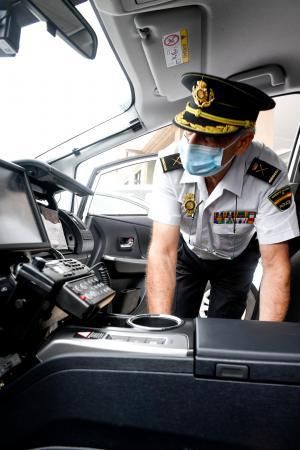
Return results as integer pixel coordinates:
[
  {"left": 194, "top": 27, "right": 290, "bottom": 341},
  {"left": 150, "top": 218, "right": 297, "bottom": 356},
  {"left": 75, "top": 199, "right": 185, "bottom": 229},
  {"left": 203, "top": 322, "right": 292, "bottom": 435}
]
[
  {"left": 2, "top": 0, "right": 300, "bottom": 159},
  {"left": 1, "top": 0, "right": 300, "bottom": 198},
  {"left": 90, "top": 0, "right": 300, "bottom": 132}
]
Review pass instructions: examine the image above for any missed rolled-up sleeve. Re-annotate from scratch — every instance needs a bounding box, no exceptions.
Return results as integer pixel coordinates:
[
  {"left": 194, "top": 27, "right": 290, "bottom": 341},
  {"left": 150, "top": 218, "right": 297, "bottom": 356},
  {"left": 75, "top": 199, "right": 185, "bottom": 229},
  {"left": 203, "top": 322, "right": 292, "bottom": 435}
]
[{"left": 148, "top": 158, "right": 181, "bottom": 226}]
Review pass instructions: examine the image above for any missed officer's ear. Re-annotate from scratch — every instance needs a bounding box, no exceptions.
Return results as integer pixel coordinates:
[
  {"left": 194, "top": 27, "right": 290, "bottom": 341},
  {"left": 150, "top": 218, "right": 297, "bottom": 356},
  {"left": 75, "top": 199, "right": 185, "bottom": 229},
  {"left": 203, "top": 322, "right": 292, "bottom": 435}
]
[{"left": 235, "top": 130, "right": 255, "bottom": 156}]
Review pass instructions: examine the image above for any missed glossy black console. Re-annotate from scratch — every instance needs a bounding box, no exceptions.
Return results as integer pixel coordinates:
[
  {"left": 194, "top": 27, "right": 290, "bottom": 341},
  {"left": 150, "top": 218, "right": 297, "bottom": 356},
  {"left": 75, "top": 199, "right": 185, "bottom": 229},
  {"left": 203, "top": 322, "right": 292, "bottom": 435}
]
[
  {"left": 195, "top": 318, "right": 300, "bottom": 384},
  {"left": 1, "top": 317, "right": 300, "bottom": 450}
]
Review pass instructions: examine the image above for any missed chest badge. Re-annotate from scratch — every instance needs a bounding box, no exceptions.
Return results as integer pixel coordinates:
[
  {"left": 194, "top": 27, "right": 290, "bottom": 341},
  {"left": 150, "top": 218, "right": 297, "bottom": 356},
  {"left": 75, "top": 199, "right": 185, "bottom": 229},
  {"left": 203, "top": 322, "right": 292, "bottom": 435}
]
[{"left": 183, "top": 193, "right": 196, "bottom": 217}]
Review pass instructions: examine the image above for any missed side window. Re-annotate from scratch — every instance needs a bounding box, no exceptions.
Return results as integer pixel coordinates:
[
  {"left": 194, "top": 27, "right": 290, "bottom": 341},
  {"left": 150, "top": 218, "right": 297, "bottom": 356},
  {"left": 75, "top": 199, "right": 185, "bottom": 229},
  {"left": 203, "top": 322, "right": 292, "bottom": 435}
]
[
  {"left": 255, "top": 94, "right": 300, "bottom": 166},
  {"left": 89, "top": 159, "right": 156, "bottom": 216},
  {"left": 79, "top": 124, "right": 182, "bottom": 216}
]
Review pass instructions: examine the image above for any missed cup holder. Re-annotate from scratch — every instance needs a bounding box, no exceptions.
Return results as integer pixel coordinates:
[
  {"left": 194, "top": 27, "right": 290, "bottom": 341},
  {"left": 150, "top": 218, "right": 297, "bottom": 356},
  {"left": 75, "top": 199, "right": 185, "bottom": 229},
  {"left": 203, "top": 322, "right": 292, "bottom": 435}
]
[{"left": 126, "top": 314, "right": 184, "bottom": 331}]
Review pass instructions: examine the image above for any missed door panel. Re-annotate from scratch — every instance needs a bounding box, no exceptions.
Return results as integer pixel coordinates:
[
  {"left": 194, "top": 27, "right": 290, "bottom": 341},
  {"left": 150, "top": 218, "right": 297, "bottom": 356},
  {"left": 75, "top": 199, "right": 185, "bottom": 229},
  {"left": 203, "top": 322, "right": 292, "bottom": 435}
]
[
  {"left": 81, "top": 151, "right": 163, "bottom": 315},
  {"left": 87, "top": 214, "right": 152, "bottom": 314}
]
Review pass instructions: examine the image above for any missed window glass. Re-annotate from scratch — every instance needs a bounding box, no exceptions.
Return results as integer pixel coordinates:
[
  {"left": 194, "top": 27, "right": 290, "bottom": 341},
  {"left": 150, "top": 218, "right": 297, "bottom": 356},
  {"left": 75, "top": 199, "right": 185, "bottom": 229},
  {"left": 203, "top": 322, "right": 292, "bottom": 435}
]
[
  {"left": 255, "top": 94, "right": 300, "bottom": 165},
  {"left": 0, "top": 2, "right": 131, "bottom": 161},
  {"left": 76, "top": 124, "right": 180, "bottom": 186},
  {"left": 89, "top": 160, "right": 155, "bottom": 216},
  {"left": 79, "top": 124, "right": 181, "bottom": 216},
  {"left": 90, "top": 194, "right": 148, "bottom": 216}
]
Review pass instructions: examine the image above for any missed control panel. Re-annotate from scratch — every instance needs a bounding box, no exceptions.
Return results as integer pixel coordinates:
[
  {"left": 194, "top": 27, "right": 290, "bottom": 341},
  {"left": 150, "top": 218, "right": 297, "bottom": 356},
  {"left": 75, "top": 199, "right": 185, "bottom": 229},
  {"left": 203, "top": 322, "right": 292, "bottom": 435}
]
[
  {"left": 56, "top": 274, "right": 115, "bottom": 318},
  {"left": 37, "top": 327, "right": 190, "bottom": 360},
  {"left": 16, "top": 257, "right": 115, "bottom": 319}
]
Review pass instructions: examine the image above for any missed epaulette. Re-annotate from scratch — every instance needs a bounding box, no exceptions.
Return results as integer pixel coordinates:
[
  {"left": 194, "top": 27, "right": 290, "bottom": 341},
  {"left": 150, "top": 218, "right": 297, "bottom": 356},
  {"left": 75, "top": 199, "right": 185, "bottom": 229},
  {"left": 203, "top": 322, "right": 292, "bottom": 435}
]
[
  {"left": 160, "top": 153, "right": 183, "bottom": 173},
  {"left": 247, "top": 157, "right": 281, "bottom": 184}
]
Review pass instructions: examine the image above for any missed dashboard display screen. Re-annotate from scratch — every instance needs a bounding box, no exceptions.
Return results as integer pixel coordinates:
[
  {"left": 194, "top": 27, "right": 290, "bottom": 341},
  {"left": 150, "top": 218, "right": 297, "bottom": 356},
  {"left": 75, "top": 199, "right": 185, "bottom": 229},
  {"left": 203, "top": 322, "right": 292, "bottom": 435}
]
[
  {"left": 40, "top": 205, "right": 68, "bottom": 250},
  {"left": 0, "top": 160, "right": 50, "bottom": 250}
]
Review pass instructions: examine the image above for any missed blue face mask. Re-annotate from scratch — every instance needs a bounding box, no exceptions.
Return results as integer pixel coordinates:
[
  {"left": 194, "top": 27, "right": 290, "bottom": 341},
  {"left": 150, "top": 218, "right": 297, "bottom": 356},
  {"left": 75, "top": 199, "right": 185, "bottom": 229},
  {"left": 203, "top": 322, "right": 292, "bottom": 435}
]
[{"left": 179, "top": 136, "right": 238, "bottom": 176}]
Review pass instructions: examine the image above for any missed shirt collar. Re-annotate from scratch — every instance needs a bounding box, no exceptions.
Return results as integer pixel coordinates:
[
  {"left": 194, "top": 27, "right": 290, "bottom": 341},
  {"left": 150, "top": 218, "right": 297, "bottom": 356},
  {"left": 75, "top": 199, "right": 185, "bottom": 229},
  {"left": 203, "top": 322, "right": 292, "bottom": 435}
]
[
  {"left": 180, "top": 171, "right": 200, "bottom": 184},
  {"left": 221, "top": 154, "right": 246, "bottom": 197}
]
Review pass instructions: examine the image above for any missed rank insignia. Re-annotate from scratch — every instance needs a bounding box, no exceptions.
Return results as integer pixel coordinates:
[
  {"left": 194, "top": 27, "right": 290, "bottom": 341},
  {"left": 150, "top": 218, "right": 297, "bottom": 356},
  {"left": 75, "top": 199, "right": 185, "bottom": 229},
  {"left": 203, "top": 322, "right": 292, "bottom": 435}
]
[
  {"left": 183, "top": 193, "right": 196, "bottom": 217},
  {"left": 268, "top": 185, "right": 292, "bottom": 211},
  {"left": 160, "top": 153, "right": 182, "bottom": 173},
  {"left": 247, "top": 158, "right": 281, "bottom": 185}
]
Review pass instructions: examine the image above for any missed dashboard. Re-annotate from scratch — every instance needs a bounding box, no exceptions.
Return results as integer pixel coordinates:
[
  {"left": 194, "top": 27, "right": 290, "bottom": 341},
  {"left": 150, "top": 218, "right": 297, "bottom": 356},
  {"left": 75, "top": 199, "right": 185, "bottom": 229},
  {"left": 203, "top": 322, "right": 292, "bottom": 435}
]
[{"left": 0, "top": 158, "right": 114, "bottom": 358}]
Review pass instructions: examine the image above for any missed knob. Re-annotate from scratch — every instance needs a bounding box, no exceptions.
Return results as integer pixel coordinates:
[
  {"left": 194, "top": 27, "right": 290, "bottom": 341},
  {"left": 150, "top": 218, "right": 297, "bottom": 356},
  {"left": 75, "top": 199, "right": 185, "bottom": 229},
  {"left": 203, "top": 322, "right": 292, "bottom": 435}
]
[{"left": 32, "top": 256, "right": 47, "bottom": 271}]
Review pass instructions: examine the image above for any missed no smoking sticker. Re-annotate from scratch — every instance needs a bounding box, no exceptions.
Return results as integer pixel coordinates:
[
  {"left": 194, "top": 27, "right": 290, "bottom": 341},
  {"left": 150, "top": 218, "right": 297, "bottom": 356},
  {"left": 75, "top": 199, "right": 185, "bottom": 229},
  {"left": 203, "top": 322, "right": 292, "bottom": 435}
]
[
  {"left": 163, "top": 34, "right": 180, "bottom": 46},
  {"left": 162, "top": 29, "right": 189, "bottom": 68}
]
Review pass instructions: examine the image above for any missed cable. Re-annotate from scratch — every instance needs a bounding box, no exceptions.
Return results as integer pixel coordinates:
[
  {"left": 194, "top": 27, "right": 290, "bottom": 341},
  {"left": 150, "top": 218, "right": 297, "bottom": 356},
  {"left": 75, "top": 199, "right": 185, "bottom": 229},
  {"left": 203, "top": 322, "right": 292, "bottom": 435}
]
[
  {"left": 49, "top": 247, "right": 65, "bottom": 259},
  {"left": 233, "top": 195, "right": 238, "bottom": 234},
  {"left": 88, "top": 261, "right": 103, "bottom": 271},
  {"left": 0, "top": 15, "right": 8, "bottom": 25},
  {"left": 0, "top": 2, "right": 22, "bottom": 26},
  {"left": 97, "top": 262, "right": 111, "bottom": 286},
  {"left": 88, "top": 261, "right": 111, "bottom": 286}
]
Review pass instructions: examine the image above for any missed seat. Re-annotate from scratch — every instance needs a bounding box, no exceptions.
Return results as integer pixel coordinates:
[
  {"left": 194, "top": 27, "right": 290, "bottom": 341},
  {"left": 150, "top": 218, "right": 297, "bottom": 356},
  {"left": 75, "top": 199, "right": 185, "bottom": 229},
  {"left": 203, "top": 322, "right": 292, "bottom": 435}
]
[{"left": 285, "top": 246, "right": 300, "bottom": 321}]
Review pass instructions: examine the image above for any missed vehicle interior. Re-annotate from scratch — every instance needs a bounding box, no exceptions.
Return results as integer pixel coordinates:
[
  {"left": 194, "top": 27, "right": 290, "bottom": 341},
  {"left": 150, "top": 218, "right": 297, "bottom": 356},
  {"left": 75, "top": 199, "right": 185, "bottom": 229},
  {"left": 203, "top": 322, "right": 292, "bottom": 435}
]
[{"left": 1, "top": 1, "right": 300, "bottom": 449}]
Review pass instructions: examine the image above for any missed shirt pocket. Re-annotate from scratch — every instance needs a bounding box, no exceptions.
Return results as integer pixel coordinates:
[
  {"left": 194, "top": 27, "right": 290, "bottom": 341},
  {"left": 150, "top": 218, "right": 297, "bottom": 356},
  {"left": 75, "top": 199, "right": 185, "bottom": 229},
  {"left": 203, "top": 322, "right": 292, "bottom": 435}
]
[{"left": 212, "top": 222, "right": 255, "bottom": 252}]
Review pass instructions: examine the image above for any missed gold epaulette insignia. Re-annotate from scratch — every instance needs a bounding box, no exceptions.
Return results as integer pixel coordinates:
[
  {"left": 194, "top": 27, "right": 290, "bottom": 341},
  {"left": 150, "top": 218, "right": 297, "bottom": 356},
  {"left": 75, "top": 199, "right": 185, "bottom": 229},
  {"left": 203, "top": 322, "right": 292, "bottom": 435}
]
[
  {"left": 247, "top": 157, "right": 281, "bottom": 185},
  {"left": 183, "top": 192, "right": 196, "bottom": 217},
  {"left": 160, "top": 153, "right": 183, "bottom": 173}
]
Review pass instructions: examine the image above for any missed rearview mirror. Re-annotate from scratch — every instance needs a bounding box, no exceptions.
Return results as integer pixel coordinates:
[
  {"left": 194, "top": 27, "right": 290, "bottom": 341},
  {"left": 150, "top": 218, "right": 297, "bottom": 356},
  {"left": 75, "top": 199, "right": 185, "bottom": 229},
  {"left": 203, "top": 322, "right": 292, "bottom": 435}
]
[{"left": 25, "top": 0, "right": 98, "bottom": 59}]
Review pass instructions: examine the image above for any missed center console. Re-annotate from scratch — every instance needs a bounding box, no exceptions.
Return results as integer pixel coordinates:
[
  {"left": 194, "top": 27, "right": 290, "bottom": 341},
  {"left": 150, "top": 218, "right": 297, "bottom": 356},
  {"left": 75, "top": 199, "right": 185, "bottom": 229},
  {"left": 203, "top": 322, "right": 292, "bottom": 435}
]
[
  {"left": 3, "top": 314, "right": 300, "bottom": 450},
  {"left": 37, "top": 314, "right": 193, "bottom": 361}
]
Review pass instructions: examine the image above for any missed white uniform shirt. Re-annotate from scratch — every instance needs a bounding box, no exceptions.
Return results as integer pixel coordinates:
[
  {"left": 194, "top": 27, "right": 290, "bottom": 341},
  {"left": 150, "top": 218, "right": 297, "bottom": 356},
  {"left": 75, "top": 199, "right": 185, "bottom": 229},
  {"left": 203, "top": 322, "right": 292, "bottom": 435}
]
[{"left": 149, "top": 141, "right": 300, "bottom": 260}]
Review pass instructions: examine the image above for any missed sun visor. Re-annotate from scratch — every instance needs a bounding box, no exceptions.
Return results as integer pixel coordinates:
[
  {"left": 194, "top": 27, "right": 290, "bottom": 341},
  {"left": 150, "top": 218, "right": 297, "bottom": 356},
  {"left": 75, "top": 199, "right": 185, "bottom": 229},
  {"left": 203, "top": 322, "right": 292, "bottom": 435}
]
[{"left": 134, "top": 6, "right": 204, "bottom": 101}]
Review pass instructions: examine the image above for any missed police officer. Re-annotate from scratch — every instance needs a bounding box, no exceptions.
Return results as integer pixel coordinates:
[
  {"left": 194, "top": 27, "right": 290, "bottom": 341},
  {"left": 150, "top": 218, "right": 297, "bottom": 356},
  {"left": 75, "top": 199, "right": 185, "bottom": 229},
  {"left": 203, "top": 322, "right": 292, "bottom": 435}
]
[{"left": 146, "top": 73, "right": 300, "bottom": 321}]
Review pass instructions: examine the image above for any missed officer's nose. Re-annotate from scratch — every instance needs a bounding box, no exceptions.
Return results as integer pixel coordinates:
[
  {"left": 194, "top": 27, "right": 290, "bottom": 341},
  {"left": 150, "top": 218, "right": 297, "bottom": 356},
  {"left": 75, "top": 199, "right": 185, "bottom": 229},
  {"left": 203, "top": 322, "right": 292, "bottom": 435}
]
[{"left": 187, "top": 132, "right": 198, "bottom": 144}]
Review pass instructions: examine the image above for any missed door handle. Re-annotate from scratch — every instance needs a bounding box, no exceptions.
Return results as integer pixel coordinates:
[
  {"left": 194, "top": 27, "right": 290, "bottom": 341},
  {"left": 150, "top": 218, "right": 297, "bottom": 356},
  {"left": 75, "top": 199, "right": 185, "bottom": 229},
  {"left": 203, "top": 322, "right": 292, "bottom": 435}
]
[{"left": 119, "top": 237, "right": 135, "bottom": 249}]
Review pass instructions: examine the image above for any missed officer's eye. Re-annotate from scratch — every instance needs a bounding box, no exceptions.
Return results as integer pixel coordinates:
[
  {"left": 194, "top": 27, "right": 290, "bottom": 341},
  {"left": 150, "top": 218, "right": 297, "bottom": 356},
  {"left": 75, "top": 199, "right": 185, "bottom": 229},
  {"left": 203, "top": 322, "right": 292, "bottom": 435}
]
[{"left": 183, "top": 131, "right": 193, "bottom": 142}]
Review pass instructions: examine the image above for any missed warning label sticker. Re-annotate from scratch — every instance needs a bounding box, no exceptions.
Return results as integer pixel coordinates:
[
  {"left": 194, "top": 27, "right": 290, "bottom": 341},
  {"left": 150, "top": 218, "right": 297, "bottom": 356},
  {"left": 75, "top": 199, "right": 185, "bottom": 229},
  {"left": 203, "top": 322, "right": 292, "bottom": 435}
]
[
  {"left": 162, "top": 29, "right": 189, "bottom": 68},
  {"left": 74, "top": 330, "right": 105, "bottom": 339}
]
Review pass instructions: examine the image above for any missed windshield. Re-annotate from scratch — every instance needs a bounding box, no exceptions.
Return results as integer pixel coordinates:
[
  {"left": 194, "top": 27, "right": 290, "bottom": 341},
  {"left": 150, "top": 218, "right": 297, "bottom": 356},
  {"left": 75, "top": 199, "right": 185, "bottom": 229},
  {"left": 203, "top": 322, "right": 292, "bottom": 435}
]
[{"left": 0, "top": 2, "right": 131, "bottom": 162}]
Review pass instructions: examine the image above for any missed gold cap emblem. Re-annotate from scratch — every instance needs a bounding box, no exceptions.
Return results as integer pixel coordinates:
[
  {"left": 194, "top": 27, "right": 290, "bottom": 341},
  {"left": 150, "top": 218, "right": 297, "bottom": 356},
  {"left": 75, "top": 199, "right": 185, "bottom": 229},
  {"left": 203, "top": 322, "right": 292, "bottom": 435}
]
[
  {"left": 192, "top": 80, "right": 215, "bottom": 108},
  {"left": 183, "top": 193, "right": 196, "bottom": 217}
]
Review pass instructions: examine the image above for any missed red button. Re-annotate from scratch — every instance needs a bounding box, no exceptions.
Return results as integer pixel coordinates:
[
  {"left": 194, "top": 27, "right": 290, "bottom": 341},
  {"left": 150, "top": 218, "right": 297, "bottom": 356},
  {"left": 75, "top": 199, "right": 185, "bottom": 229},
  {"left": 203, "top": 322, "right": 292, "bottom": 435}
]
[{"left": 80, "top": 295, "right": 87, "bottom": 301}]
